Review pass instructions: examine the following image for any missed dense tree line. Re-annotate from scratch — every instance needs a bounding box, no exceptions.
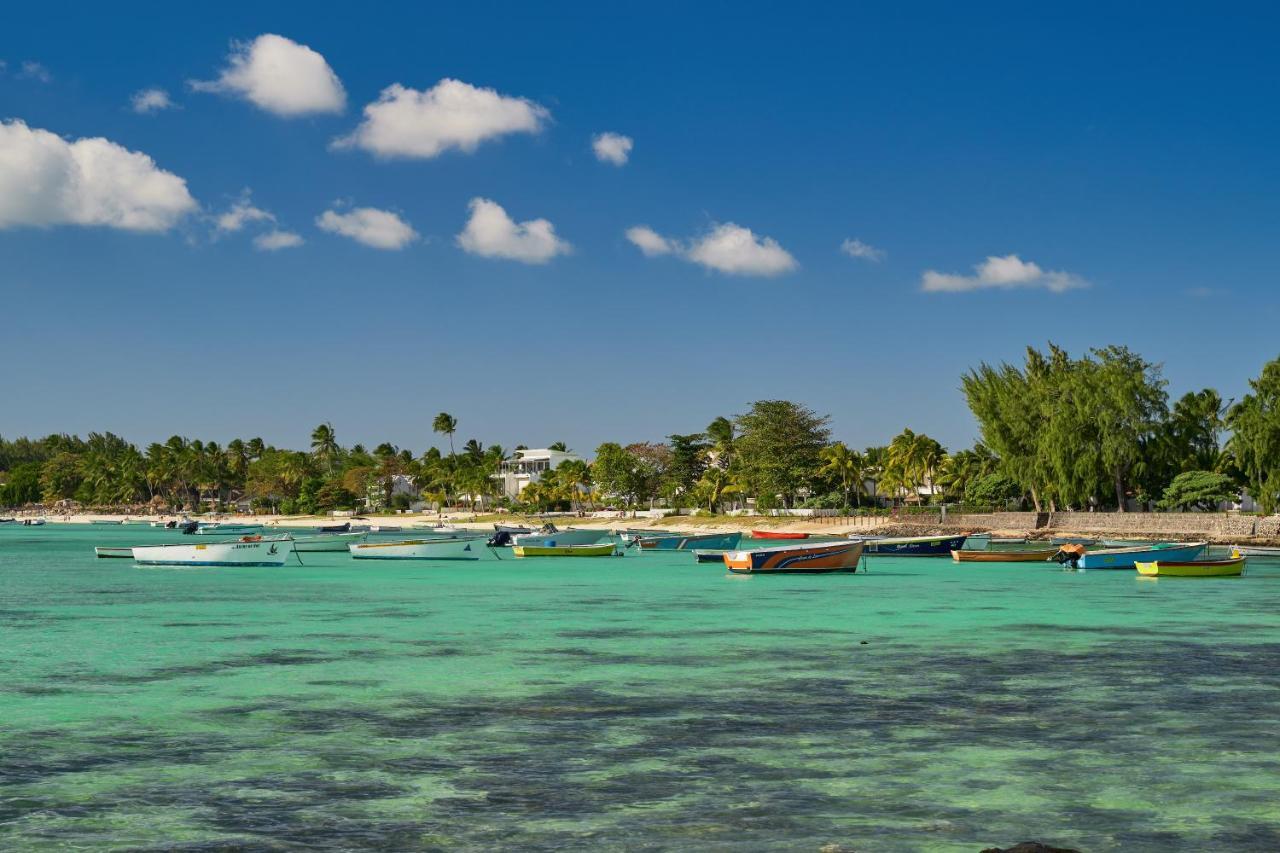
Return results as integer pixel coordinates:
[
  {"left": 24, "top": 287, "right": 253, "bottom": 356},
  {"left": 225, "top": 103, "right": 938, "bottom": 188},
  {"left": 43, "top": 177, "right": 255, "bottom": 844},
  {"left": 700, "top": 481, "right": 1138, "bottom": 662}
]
[
  {"left": 5, "top": 348, "right": 1280, "bottom": 514},
  {"left": 963, "top": 345, "right": 1280, "bottom": 513}
]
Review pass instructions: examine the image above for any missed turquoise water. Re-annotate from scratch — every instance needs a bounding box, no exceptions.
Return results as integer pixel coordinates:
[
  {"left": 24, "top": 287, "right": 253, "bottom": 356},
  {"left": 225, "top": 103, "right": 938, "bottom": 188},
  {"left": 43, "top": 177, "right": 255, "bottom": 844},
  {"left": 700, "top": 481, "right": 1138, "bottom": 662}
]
[{"left": 3, "top": 526, "right": 1280, "bottom": 850}]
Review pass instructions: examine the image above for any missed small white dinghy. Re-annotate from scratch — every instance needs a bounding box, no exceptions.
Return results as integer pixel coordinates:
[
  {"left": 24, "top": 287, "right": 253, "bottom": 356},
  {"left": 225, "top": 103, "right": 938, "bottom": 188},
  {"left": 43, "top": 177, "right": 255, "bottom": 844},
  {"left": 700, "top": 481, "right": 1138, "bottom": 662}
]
[
  {"left": 132, "top": 535, "right": 295, "bottom": 567},
  {"left": 349, "top": 536, "right": 492, "bottom": 561}
]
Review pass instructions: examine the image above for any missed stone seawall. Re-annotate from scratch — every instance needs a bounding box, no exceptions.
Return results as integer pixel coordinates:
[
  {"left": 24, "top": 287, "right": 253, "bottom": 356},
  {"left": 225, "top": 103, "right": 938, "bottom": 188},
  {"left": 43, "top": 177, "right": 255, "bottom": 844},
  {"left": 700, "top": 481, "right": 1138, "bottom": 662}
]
[{"left": 921, "top": 511, "right": 1280, "bottom": 540}]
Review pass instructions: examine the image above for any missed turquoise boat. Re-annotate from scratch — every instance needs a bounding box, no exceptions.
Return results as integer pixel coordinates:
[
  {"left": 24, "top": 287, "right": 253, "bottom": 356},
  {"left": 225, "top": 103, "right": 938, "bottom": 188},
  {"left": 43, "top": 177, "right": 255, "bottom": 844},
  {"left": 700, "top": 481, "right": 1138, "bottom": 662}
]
[
  {"left": 639, "top": 531, "right": 743, "bottom": 551},
  {"left": 1075, "top": 541, "right": 1207, "bottom": 570}
]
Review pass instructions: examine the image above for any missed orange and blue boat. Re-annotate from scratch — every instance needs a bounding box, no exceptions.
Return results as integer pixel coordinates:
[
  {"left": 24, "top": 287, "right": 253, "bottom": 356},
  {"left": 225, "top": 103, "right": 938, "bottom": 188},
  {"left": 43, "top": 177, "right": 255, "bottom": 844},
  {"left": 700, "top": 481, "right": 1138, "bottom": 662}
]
[{"left": 724, "top": 540, "right": 866, "bottom": 574}]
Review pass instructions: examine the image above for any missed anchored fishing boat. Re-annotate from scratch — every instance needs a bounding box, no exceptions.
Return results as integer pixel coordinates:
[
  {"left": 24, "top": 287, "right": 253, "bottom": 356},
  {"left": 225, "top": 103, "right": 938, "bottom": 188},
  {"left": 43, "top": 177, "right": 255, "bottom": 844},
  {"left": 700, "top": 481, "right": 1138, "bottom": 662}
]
[
  {"left": 858, "top": 533, "right": 969, "bottom": 557},
  {"left": 1058, "top": 541, "right": 1208, "bottom": 570},
  {"left": 131, "top": 535, "right": 294, "bottom": 567},
  {"left": 512, "top": 525, "right": 608, "bottom": 548},
  {"left": 1136, "top": 555, "right": 1247, "bottom": 577},
  {"left": 94, "top": 546, "right": 134, "bottom": 559},
  {"left": 410, "top": 522, "right": 473, "bottom": 538},
  {"left": 693, "top": 549, "right": 732, "bottom": 563},
  {"left": 349, "top": 536, "right": 491, "bottom": 560},
  {"left": 951, "top": 547, "right": 1059, "bottom": 563},
  {"left": 193, "top": 522, "right": 263, "bottom": 536},
  {"left": 292, "top": 531, "right": 369, "bottom": 552},
  {"left": 513, "top": 542, "right": 623, "bottom": 557},
  {"left": 725, "top": 540, "right": 866, "bottom": 574},
  {"left": 751, "top": 530, "right": 810, "bottom": 540},
  {"left": 639, "top": 531, "right": 743, "bottom": 551},
  {"left": 21, "top": 518, "right": 47, "bottom": 526}
]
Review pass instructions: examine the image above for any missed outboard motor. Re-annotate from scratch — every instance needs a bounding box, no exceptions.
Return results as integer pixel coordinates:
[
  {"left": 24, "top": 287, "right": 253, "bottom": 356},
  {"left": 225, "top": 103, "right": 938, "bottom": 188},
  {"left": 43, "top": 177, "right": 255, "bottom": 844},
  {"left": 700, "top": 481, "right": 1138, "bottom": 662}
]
[
  {"left": 164, "top": 520, "right": 178, "bottom": 529},
  {"left": 1052, "top": 544, "right": 1085, "bottom": 570},
  {"left": 488, "top": 530, "right": 514, "bottom": 548},
  {"left": 180, "top": 521, "right": 199, "bottom": 535}
]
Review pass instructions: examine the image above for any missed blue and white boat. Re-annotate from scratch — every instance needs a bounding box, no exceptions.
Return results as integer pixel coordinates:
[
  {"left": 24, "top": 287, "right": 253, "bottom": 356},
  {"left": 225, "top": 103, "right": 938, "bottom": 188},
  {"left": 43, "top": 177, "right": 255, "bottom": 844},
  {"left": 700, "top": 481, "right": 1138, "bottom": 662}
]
[
  {"left": 639, "top": 531, "right": 743, "bottom": 551},
  {"left": 857, "top": 533, "right": 969, "bottom": 556},
  {"left": 1075, "top": 541, "right": 1207, "bottom": 570}
]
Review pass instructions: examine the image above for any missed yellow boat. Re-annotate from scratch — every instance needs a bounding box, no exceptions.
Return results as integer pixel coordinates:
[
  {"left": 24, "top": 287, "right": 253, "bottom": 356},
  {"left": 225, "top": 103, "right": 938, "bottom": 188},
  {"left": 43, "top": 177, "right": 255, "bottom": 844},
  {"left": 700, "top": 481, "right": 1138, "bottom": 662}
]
[
  {"left": 1135, "top": 555, "right": 1246, "bottom": 577},
  {"left": 512, "top": 543, "right": 622, "bottom": 558}
]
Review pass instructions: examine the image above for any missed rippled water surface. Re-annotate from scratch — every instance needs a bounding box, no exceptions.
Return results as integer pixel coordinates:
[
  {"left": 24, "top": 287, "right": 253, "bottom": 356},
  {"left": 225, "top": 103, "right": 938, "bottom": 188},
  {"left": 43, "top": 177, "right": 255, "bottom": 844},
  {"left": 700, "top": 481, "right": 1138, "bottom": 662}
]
[{"left": 3, "top": 525, "right": 1280, "bottom": 851}]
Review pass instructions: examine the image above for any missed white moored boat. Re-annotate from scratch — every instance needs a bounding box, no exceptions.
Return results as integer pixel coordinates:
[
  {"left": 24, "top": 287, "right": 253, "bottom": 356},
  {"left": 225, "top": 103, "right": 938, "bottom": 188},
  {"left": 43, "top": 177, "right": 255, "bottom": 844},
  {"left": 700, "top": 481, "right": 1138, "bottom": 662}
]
[
  {"left": 94, "top": 546, "right": 134, "bottom": 559},
  {"left": 193, "top": 523, "right": 264, "bottom": 536},
  {"left": 349, "top": 536, "right": 492, "bottom": 561},
  {"left": 409, "top": 523, "right": 473, "bottom": 538},
  {"left": 511, "top": 526, "right": 608, "bottom": 548},
  {"left": 292, "top": 531, "right": 369, "bottom": 552},
  {"left": 132, "top": 536, "right": 295, "bottom": 567}
]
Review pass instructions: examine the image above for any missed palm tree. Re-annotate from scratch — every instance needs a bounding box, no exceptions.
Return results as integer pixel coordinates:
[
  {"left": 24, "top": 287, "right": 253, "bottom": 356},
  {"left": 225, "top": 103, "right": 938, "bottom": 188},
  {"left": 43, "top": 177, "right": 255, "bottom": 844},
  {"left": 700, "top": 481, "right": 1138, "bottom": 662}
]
[
  {"left": 819, "top": 442, "right": 867, "bottom": 510},
  {"left": 706, "top": 416, "right": 735, "bottom": 469},
  {"left": 433, "top": 413, "right": 458, "bottom": 456},
  {"left": 548, "top": 441, "right": 569, "bottom": 452},
  {"left": 310, "top": 423, "right": 339, "bottom": 474}
]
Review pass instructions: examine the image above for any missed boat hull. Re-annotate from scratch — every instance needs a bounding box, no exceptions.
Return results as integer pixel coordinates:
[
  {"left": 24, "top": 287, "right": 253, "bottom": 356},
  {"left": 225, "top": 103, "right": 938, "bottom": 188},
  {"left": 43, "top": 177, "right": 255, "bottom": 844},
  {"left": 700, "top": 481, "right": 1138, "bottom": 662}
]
[
  {"left": 693, "top": 549, "right": 731, "bottom": 563},
  {"left": 725, "top": 541, "right": 866, "bottom": 574},
  {"left": 1077, "top": 542, "right": 1207, "bottom": 570},
  {"left": 639, "top": 532, "right": 743, "bottom": 551},
  {"left": 94, "top": 546, "right": 134, "bottom": 559},
  {"left": 751, "top": 531, "right": 810, "bottom": 540},
  {"left": 349, "top": 536, "right": 490, "bottom": 560},
  {"left": 951, "top": 548, "right": 1059, "bottom": 563},
  {"left": 1136, "top": 557, "right": 1246, "bottom": 577},
  {"left": 862, "top": 534, "right": 969, "bottom": 557},
  {"left": 513, "top": 543, "right": 622, "bottom": 557},
  {"left": 132, "top": 538, "right": 293, "bottom": 567}
]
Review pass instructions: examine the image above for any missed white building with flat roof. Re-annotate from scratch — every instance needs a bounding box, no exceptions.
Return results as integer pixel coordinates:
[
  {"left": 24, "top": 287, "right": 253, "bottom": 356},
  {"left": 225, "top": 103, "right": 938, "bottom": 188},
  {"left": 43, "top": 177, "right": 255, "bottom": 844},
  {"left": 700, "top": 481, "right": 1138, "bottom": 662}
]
[{"left": 497, "top": 448, "right": 583, "bottom": 498}]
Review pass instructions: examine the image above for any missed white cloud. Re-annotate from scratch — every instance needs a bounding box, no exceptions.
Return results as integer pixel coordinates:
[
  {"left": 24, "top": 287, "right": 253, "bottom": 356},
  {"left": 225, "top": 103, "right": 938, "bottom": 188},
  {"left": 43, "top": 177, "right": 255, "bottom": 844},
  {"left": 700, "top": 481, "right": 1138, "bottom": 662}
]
[
  {"left": 316, "top": 206, "right": 417, "bottom": 250},
  {"left": 592, "top": 132, "right": 633, "bottom": 165},
  {"left": 19, "top": 61, "right": 51, "bottom": 83},
  {"left": 921, "top": 254, "right": 1088, "bottom": 293},
  {"left": 191, "top": 33, "right": 345, "bottom": 117},
  {"left": 456, "top": 197, "right": 570, "bottom": 264},
  {"left": 335, "top": 79, "right": 548, "bottom": 159},
  {"left": 687, "top": 224, "right": 797, "bottom": 276},
  {"left": 215, "top": 191, "right": 274, "bottom": 233},
  {"left": 625, "top": 225, "right": 675, "bottom": 257},
  {"left": 131, "top": 88, "right": 175, "bottom": 114},
  {"left": 254, "top": 230, "right": 304, "bottom": 251},
  {"left": 840, "top": 238, "right": 885, "bottom": 262},
  {"left": 0, "top": 119, "right": 197, "bottom": 231},
  {"left": 624, "top": 222, "right": 798, "bottom": 276}
]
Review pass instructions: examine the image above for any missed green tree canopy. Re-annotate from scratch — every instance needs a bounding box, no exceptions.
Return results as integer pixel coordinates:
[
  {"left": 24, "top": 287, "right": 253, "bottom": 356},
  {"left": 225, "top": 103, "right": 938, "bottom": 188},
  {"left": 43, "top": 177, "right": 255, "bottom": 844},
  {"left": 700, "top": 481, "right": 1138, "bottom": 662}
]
[
  {"left": 1158, "top": 470, "right": 1237, "bottom": 512},
  {"left": 734, "top": 400, "right": 830, "bottom": 508}
]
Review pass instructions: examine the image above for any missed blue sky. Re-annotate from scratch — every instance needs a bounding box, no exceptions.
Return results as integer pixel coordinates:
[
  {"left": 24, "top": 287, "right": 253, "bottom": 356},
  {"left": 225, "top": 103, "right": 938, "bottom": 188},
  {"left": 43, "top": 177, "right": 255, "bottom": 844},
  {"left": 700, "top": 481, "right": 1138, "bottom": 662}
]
[{"left": 3, "top": 2, "right": 1277, "bottom": 456}]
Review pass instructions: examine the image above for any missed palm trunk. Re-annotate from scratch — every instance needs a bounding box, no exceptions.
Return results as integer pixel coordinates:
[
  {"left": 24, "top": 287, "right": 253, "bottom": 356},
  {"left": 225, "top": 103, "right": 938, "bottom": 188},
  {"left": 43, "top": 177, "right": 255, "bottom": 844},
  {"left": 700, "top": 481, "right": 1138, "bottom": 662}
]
[{"left": 1114, "top": 470, "right": 1126, "bottom": 512}]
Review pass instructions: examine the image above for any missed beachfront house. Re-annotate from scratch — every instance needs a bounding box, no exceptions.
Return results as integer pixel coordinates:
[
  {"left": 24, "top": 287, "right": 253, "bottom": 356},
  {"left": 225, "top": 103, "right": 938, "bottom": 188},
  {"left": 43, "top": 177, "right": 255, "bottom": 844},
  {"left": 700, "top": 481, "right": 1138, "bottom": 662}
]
[{"left": 496, "top": 447, "right": 584, "bottom": 499}]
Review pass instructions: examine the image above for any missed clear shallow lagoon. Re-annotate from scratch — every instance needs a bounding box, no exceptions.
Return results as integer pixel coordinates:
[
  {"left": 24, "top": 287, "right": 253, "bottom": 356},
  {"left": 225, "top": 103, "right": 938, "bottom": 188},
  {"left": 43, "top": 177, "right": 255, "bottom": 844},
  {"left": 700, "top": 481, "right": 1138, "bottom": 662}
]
[{"left": 3, "top": 526, "right": 1280, "bottom": 851}]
